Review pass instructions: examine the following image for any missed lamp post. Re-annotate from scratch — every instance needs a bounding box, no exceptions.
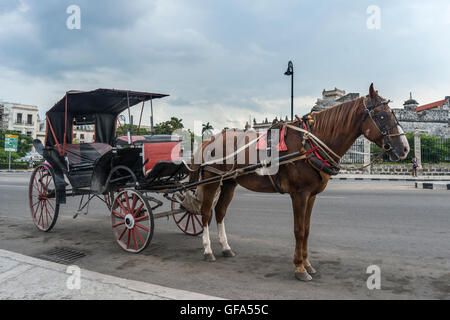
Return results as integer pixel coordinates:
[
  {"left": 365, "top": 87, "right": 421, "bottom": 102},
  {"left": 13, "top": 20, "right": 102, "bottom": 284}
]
[{"left": 284, "top": 61, "right": 294, "bottom": 121}]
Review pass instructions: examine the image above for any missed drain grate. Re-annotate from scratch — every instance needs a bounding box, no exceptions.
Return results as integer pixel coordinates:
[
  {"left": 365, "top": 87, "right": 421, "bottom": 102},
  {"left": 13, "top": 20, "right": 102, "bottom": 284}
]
[{"left": 38, "top": 247, "right": 86, "bottom": 264}]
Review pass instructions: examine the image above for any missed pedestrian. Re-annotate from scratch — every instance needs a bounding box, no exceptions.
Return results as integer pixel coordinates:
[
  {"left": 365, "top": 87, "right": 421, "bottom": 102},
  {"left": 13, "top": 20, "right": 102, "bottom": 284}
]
[{"left": 412, "top": 156, "right": 418, "bottom": 177}]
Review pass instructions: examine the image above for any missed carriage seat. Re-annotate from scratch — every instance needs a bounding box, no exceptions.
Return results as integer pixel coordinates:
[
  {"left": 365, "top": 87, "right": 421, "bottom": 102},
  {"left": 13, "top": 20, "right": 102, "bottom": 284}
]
[
  {"left": 65, "top": 143, "right": 113, "bottom": 171},
  {"left": 145, "top": 160, "right": 189, "bottom": 181}
]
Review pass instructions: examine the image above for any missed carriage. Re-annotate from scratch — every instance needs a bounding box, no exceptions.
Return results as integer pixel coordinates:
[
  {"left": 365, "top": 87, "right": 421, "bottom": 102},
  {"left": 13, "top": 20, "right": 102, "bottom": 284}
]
[{"left": 29, "top": 88, "right": 207, "bottom": 253}]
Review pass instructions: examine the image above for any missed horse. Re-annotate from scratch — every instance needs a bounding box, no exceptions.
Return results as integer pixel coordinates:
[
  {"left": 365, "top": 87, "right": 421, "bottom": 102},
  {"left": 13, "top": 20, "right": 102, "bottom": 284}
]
[{"left": 189, "top": 83, "right": 410, "bottom": 281}]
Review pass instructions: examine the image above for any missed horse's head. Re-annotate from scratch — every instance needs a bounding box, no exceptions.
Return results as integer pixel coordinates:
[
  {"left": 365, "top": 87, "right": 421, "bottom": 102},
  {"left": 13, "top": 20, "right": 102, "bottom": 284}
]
[{"left": 361, "top": 84, "right": 410, "bottom": 161}]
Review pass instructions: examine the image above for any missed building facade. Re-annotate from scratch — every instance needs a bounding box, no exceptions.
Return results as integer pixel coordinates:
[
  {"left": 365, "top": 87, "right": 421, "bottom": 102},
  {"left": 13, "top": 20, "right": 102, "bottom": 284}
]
[
  {"left": 393, "top": 95, "right": 450, "bottom": 136},
  {"left": 73, "top": 125, "right": 95, "bottom": 143},
  {"left": 0, "top": 102, "right": 42, "bottom": 138},
  {"left": 252, "top": 88, "right": 450, "bottom": 137}
]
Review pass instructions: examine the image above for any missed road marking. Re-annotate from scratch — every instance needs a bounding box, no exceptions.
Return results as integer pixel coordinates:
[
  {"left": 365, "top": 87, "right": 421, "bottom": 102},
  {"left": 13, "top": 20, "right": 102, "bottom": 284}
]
[
  {"left": 237, "top": 193, "right": 346, "bottom": 199},
  {"left": 0, "top": 184, "right": 27, "bottom": 188}
]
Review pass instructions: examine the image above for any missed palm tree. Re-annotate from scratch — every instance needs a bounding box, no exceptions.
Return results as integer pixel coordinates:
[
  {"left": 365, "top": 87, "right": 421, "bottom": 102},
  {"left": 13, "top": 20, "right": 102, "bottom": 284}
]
[{"left": 202, "top": 122, "right": 213, "bottom": 135}]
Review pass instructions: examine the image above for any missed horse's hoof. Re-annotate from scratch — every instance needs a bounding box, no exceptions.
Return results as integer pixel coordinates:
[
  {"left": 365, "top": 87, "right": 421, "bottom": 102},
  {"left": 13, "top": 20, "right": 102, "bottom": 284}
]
[
  {"left": 305, "top": 265, "right": 317, "bottom": 275},
  {"left": 222, "top": 249, "right": 236, "bottom": 257},
  {"left": 204, "top": 253, "right": 216, "bottom": 262},
  {"left": 295, "top": 271, "right": 313, "bottom": 282}
]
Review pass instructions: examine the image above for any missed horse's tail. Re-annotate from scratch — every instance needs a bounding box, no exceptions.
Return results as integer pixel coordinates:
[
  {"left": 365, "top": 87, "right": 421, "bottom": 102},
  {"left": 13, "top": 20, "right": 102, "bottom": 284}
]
[{"left": 188, "top": 162, "right": 201, "bottom": 184}]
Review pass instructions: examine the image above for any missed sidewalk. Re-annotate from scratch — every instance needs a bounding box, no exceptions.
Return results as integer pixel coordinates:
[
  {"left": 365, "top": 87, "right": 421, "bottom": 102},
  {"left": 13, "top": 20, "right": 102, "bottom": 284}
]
[
  {"left": 0, "top": 249, "right": 222, "bottom": 300},
  {"left": 333, "top": 174, "right": 450, "bottom": 181}
]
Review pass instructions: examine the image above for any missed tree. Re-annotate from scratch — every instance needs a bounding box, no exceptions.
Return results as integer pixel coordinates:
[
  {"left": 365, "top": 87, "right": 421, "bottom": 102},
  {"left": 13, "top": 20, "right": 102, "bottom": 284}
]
[
  {"left": 154, "top": 117, "right": 184, "bottom": 135},
  {"left": 117, "top": 124, "right": 152, "bottom": 136},
  {"left": 202, "top": 122, "right": 213, "bottom": 135}
]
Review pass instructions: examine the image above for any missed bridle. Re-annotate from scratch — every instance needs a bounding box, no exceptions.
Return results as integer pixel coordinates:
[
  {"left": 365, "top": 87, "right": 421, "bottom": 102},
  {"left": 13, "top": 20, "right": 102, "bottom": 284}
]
[{"left": 361, "top": 97, "right": 405, "bottom": 156}]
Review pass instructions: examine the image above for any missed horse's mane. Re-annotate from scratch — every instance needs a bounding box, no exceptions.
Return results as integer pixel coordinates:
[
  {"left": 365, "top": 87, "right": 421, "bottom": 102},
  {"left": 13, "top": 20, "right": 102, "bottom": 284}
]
[{"left": 310, "top": 96, "right": 365, "bottom": 137}]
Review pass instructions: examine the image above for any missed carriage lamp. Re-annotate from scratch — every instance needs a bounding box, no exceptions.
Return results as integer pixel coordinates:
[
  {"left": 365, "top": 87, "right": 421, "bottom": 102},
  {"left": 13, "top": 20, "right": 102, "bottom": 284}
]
[{"left": 284, "top": 61, "right": 294, "bottom": 121}]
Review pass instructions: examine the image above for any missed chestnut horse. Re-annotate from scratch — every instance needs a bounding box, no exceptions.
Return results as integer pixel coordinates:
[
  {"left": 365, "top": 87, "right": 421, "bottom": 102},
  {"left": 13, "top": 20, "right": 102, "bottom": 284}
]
[{"left": 190, "top": 84, "right": 410, "bottom": 281}]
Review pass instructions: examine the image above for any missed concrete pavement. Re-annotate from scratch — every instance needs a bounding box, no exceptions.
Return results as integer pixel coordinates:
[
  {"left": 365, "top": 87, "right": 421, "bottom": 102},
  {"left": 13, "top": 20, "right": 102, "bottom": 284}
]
[
  {"left": 0, "top": 249, "right": 221, "bottom": 300},
  {"left": 0, "top": 172, "right": 449, "bottom": 299}
]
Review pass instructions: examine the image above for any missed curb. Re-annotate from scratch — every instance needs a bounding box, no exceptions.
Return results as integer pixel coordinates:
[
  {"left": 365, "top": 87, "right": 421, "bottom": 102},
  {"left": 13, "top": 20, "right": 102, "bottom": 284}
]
[
  {"left": 331, "top": 176, "right": 450, "bottom": 182},
  {"left": 0, "top": 249, "right": 223, "bottom": 300},
  {"left": 415, "top": 182, "right": 450, "bottom": 190}
]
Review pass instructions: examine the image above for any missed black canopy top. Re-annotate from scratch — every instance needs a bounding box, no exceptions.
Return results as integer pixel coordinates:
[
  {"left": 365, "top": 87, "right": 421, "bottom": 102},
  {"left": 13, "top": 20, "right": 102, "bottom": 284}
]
[
  {"left": 44, "top": 88, "right": 168, "bottom": 149},
  {"left": 47, "top": 88, "right": 169, "bottom": 116}
]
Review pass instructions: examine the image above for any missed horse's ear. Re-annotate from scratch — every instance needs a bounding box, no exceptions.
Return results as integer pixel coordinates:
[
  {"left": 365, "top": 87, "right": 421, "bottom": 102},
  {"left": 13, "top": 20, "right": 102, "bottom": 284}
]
[{"left": 369, "top": 83, "right": 376, "bottom": 99}]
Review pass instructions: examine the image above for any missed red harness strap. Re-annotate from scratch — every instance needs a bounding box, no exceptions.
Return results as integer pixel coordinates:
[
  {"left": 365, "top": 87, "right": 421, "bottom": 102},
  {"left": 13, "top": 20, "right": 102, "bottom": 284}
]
[{"left": 297, "top": 116, "right": 332, "bottom": 170}]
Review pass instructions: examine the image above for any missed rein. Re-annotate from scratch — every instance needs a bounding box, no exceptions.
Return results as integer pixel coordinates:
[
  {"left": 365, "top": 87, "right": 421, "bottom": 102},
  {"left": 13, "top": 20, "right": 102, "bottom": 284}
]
[
  {"left": 362, "top": 97, "right": 406, "bottom": 153},
  {"left": 285, "top": 123, "right": 385, "bottom": 171}
]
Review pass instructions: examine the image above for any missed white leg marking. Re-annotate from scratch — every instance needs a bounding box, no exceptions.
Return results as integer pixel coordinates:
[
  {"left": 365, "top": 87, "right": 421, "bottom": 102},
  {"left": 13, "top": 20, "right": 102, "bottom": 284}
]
[
  {"left": 217, "top": 222, "right": 231, "bottom": 251},
  {"left": 202, "top": 225, "right": 213, "bottom": 255}
]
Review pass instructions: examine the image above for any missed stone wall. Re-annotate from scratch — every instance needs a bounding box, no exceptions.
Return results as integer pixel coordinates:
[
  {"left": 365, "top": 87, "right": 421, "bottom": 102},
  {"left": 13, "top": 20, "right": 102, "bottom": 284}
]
[{"left": 393, "top": 109, "right": 449, "bottom": 136}]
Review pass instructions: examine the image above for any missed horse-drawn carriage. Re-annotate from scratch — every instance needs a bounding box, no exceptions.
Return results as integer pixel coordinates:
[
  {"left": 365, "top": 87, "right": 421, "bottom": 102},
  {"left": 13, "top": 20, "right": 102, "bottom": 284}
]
[
  {"left": 29, "top": 88, "right": 206, "bottom": 253},
  {"left": 29, "top": 84, "right": 410, "bottom": 281}
]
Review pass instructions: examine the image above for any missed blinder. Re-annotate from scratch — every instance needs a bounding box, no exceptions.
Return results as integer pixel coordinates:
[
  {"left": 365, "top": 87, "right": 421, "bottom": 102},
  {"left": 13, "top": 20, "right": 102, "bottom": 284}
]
[{"left": 362, "top": 97, "right": 405, "bottom": 155}]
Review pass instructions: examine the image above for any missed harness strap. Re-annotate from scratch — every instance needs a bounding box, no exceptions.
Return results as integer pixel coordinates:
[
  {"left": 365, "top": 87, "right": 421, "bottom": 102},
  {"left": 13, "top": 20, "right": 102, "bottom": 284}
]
[
  {"left": 268, "top": 174, "right": 285, "bottom": 194},
  {"left": 203, "top": 165, "right": 227, "bottom": 176}
]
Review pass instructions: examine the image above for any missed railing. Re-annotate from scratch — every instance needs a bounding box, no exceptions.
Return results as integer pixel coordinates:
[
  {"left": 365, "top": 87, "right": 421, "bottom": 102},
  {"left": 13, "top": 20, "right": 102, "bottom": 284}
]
[
  {"left": 420, "top": 135, "right": 450, "bottom": 163},
  {"left": 341, "top": 137, "right": 365, "bottom": 164},
  {"left": 341, "top": 133, "right": 450, "bottom": 165},
  {"left": 14, "top": 121, "right": 34, "bottom": 126}
]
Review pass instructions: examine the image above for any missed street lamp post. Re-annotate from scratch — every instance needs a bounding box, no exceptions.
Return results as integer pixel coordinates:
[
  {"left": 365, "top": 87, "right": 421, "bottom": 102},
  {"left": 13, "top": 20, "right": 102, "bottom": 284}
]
[{"left": 284, "top": 61, "right": 294, "bottom": 121}]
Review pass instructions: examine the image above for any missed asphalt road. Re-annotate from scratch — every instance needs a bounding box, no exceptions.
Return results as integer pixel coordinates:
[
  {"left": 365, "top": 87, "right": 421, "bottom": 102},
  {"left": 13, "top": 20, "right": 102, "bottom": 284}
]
[{"left": 0, "top": 172, "right": 448, "bottom": 299}]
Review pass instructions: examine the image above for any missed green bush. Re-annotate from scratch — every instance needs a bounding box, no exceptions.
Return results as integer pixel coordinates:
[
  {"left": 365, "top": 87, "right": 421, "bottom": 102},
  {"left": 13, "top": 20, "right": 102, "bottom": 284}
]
[{"left": 0, "top": 163, "right": 29, "bottom": 170}]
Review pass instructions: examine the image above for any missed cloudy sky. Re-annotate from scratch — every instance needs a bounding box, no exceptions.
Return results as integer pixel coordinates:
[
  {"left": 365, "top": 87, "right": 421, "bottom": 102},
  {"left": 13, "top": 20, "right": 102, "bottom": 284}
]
[{"left": 1, "top": 0, "right": 450, "bottom": 130}]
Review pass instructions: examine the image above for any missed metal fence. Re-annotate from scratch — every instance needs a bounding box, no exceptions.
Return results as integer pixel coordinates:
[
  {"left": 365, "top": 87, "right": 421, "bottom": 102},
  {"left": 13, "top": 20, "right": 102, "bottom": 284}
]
[
  {"left": 341, "top": 134, "right": 450, "bottom": 165},
  {"left": 341, "top": 137, "right": 365, "bottom": 164},
  {"left": 421, "top": 135, "right": 450, "bottom": 163}
]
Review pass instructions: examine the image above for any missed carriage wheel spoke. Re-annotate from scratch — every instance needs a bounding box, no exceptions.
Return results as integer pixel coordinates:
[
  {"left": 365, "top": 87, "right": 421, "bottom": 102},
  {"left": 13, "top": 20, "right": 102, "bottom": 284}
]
[
  {"left": 124, "top": 192, "right": 131, "bottom": 211},
  {"left": 46, "top": 199, "right": 55, "bottom": 211},
  {"left": 193, "top": 213, "right": 202, "bottom": 226},
  {"left": 33, "top": 200, "right": 40, "bottom": 219},
  {"left": 132, "top": 202, "right": 144, "bottom": 217},
  {"left": 135, "top": 215, "right": 149, "bottom": 222},
  {"left": 31, "top": 199, "right": 40, "bottom": 208},
  {"left": 118, "top": 226, "right": 127, "bottom": 240},
  {"left": 44, "top": 202, "right": 49, "bottom": 228},
  {"left": 191, "top": 214, "right": 197, "bottom": 234},
  {"left": 130, "top": 194, "right": 137, "bottom": 213},
  {"left": 126, "top": 230, "right": 131, "bottom": 249},
  {"left": 44, "top": 174, "right": 51, "bottom": 191},
  {"left": 135, "top": 227, "right": 145, "bottom": 244},
  {"left": 112, "top": 210, "right": 125, "bottom": 219},
  {"left": 185, "top": 213, "right": 190, "bottom": 231},
  {"left": 37, "top": 203, "right": 44, "bottom": 226},
  {"left": 113, "top": 221, "right": 125, "bottom": 228},
  {"left": 132, "top": 230, "right": 138, "bottom": 250},
  {"left": 135, "top": 223, "right": 149, "bottom": 232},
  {"left": 177, "top": 212, "right": 188, "bottom": 223},
  {"left": 117, "top": 195, "right": 128, "bottom": 214},
  {"left": 33, "top": 178, "right": 41, "bottom": 195}
]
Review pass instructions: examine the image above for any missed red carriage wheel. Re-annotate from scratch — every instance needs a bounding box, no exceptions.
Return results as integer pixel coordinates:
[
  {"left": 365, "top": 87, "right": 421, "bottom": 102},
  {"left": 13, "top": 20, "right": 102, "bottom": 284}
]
[
  {"left": 29, "top": 164, "right": 60, "bottom": 232},
  {"left": 111, "top": 189, "right": 154, "bottom": 253},
  {"left": 172, "top": 195, "right": 205, "bottom": 236}
]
